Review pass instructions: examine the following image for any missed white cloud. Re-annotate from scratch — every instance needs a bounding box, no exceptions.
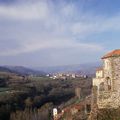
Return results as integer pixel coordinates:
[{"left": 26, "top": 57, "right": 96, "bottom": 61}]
[
  {"left": 0, "top": 35, "right": 103, "bottom": 56},
  {"left": 70, "top": 14, "right": 120, "bottom": 35},
  {"left": 0, "top": 1, "right": 49, "bottom": 20},
  {"left": 0, "top": 0, "right": 114, "bottom": 57},
  {"left": 2, "top": 0, "right": 119, "bottom": 66},
  {"left": 60, "top": 3, "right": 76, "bottom": 17}
]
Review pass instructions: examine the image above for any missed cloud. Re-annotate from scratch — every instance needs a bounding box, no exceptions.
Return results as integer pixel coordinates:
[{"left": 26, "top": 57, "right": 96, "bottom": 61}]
[
  {"left": 70, "top": 13, "right": 120, "bottom": 36},
  {"left": 0, "top": 35, "right": 103, "bottom": 56},
  {"left": 0, "top": 0, "right": 50, "bottom": 20},
  {"left": 0, "top": 0, "right": 105, "bottom": 57},
  {"left": 2, "top": 0, "right": 119, "bottom": 59},
  {"left": 2, "top": 0, "right": 120, "bottom": 66}
]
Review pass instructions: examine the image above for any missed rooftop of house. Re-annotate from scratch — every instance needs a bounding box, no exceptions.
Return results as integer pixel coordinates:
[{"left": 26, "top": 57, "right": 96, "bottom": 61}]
[
  {"left": 96, "top": 67, "right": 103, "bottom": 71},
  {"left": 102, "top": 49, "right": 120, "bottom": 59}
]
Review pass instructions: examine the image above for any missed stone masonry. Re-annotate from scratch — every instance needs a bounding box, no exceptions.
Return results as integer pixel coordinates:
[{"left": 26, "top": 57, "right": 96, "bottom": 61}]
[{"left": 93, "top": 49, "right": 120, "bottom": 108}]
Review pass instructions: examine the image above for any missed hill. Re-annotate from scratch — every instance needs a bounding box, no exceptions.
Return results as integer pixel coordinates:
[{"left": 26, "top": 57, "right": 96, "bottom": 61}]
[
  {"left": 0, "top": 66, "right": 46, "bottom": 76},
  {"left": 0, "top": 66, "right": 13, "bottom": 73},
  {"left": 35, "top": 62, "right": 101, "bottom": 76}
]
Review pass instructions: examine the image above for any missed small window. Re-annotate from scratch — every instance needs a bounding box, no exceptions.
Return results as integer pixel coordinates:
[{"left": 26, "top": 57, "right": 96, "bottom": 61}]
[
  {"left": 99, "top": 82, "right": 105, "bottom": 91},
  {"left": 105, "top": 60, "right": 110, "bottom": 69},
  {"left": 106, "top": 77, "right": 111, "bottom": 90}
]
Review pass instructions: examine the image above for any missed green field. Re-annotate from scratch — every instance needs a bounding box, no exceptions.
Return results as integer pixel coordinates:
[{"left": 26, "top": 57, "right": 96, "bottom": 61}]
[
  {"left": 0, "top": 87, "right": 11, "bottom": 92},
  {"left": 29, "top": 76, "right": 52, "bottom": 81}
]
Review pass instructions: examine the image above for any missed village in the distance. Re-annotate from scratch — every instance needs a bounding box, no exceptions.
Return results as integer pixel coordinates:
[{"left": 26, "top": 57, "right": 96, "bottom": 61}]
[{"left": 1, "top": 49, "right": 120, "bottom": 120}]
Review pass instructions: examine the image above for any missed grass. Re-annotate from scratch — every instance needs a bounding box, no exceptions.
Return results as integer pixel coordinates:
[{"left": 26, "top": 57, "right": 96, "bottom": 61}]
[
  {"left": 29, "top": 76, "right": 52, "bottom": 81},
  {"left": 0, "top": 87, "right": 11, "bottom": 92},
  {"left": 0, "top": 91, "right": 9, "bottom": 96}
]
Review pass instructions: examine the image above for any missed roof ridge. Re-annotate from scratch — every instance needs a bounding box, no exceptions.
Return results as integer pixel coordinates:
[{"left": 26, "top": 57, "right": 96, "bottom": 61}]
[{"left": 102, "top": 49, "right": 120, "bottom": 59}]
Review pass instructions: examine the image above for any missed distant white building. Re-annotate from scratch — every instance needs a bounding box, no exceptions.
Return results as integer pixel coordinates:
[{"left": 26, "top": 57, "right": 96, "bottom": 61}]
[
  {"left": 72, "top": 74, "right": 76, "bottom": 78},
  {"left": 53, "top": 108, "right": 58, "bottom": 117},
  {"left": 46, "top": 74, "right": 50, "bottom": 77}
]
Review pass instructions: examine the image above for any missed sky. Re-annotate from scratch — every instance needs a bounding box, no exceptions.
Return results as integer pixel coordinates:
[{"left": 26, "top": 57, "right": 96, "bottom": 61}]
[{"left": 0, "top": 0, "right": 120, "bottom": 67}]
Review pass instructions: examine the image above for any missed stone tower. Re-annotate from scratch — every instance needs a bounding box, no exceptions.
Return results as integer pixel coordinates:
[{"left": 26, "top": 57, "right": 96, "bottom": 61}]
[
  {"left": 102, "top": 49, "right": 120, "bottom": 91},
  {"left": 93, "top": 49, "right": 120, "bottom": 108}
]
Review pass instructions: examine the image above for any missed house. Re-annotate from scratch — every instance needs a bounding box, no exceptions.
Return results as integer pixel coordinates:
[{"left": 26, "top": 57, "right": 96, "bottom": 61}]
[{"left": 93, "top": 49, "right": 120, "bottom": 108}]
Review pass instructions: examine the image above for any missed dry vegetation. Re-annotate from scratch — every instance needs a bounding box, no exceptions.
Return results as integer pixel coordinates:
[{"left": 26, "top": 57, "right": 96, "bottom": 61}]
[
  {"left": 0, "top": 72, "right": 92, "bottom": 120},
  {"left": 97, "top": 108, "right": 120, "bottom": 120}
]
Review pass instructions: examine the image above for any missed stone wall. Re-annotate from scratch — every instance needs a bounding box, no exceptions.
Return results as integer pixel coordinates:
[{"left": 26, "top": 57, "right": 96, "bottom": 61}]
[
  {"left": 112, "top": 57, "right": 120, "bottom": 91},
  {"left": 91, "top": 86, "right": 97, "bottom": 107},
  {"left": 92, "top": 56, "right": 120, "bottom": 108},
  {"left": 103, "top": 57, "right": 120, "bottom": 91},
  {"left": 103, "top": 58, "right": 113, "bottom": 78},
  {"left": 103, "top": 58, "right": 113, "bottom": 90},
  {"left": 92, "top": 78, "right": 104, "bottom": 87},
  {"left": 97, "top": 90, "right": 120, "bottom": 108},
  {"left": 96, "top": 70, "right": 104, "bottom": 78}
]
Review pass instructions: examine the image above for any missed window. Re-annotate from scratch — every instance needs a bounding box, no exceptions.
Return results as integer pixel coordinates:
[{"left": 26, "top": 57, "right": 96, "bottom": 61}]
[
  {"left": 106, "top": 77, "right": 111, "bottom": 90},
  {"left": 104, "top": 60, "right": 110, "bottom": 69}
]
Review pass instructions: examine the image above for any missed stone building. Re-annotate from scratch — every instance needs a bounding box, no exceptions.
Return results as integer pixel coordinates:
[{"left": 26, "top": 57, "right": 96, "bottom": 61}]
[{"left": 93, "top": 49, "right": 120, "bottom": 108}]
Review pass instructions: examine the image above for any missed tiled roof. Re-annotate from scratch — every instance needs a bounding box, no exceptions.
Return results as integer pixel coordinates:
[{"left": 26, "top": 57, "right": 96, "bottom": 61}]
[
  {"left": 96, "top": 67, "right": 103, "bottom": 71},
  {"left": 102, "top": 49, "right": 120, "bottom": 59}
]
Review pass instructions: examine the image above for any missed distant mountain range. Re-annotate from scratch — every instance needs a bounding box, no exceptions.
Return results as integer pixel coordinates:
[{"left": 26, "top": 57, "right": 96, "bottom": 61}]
[
  {"left": 0, "top": 62, "right": 101, "bottom": 76},
  {"left": 35, "top": 62, "right": 102, "bottom": 76},
  {"left": 0, "top": 66, "right": 46, "bottom": 76}
]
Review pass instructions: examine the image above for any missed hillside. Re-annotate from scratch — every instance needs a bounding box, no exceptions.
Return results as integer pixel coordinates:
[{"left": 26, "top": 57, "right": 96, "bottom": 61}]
[
  {"left": 0, "top": 75, "right": 92, "bottom": 120},
  {"left": 0, "top": 66, "right": 13, "bottom": 73},
  {"left": 35, "top": 62, "right": 101, "bottom": 76},
  {"left": 0, "top": 66, "right": 46, "bottom": 76}
]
